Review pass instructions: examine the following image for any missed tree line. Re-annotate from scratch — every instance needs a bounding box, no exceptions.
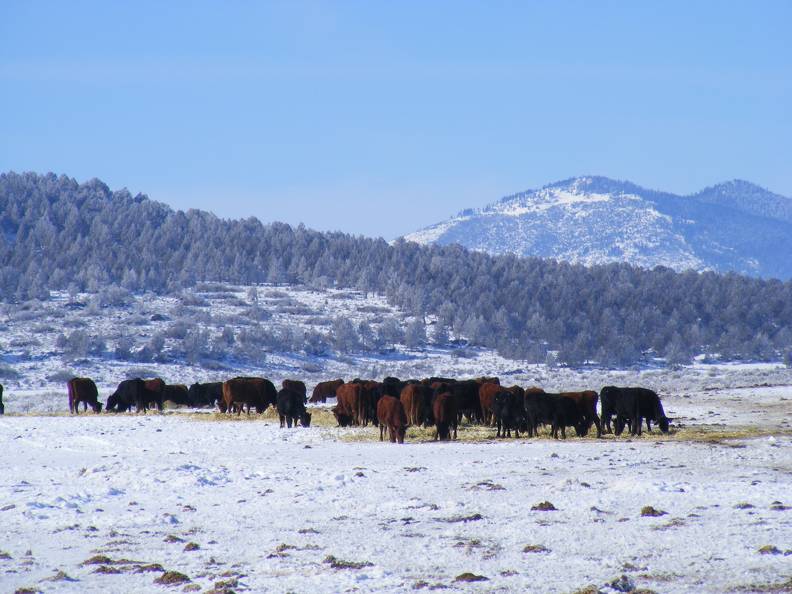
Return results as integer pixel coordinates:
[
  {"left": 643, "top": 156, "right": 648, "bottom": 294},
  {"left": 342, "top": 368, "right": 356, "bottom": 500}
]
[{"left": 2, "top": 171, "right": 791, "bottom": 365}]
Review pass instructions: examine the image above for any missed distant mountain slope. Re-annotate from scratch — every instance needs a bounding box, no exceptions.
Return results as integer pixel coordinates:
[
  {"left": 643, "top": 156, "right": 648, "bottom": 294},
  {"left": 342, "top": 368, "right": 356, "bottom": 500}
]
[{"left": 404, "top": 176, "right": 792, "bottom": 279}]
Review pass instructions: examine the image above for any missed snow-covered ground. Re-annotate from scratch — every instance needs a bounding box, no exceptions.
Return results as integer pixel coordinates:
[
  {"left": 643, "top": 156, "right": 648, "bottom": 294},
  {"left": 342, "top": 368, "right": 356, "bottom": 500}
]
[
  {"left": 1, "top": 414, "right": 790, "bottom": 594},
  {"left": 2, "top": 284, "right": 792, "bottom": 592}
]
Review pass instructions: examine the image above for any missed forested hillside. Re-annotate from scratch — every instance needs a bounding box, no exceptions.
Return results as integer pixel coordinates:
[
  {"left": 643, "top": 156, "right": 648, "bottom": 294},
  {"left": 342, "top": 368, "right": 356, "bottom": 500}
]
[{"left": 2, "top": 171, "right": 792, "bottom": 365}]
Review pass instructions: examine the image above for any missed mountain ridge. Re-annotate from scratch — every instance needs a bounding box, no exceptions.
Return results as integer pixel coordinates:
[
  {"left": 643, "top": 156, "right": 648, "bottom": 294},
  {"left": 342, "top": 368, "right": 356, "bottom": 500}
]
[{"left": 404, "top": 176, "right": 792, "bottom": 279}]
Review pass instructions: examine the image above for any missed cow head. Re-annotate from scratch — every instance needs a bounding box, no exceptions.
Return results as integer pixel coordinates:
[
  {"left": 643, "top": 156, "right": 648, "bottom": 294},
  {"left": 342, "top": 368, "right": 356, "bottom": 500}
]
[
  {"left": 93, "top": 401, "right": 103, "bottom": 413},
  {"left": 300, "top": 411, "right": 312, "bottom": 428},
  {"left": 106, "top": 394, "right": 118, "bottom": 412},
  {"left": 394, "top": 423, "right": 406, "bottom": 444},
  {"left": 658, "top": 416, "right": 670, "bottom": 433}
]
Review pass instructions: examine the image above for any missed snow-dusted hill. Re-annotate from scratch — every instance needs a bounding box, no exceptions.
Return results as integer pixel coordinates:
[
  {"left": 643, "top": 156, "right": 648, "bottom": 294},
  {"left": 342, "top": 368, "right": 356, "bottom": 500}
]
[{"left": 404, "top": 176, "right": 792, "bottom": 278}]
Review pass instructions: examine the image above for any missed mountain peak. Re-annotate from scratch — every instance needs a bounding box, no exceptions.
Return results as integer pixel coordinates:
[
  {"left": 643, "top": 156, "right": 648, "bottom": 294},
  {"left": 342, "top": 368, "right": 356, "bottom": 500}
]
[{"left": 404, "top": 175, "right": 792, "bottom": 279}]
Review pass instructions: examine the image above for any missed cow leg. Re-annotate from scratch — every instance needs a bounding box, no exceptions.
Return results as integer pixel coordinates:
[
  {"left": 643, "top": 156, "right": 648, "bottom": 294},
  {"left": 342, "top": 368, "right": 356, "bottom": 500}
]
[
  {"left": 592, "top": 414, "right": 603, "bottom": 438},
  {"left": 389, "top": 425, "right": 396, "bottom": 443},
  {"left": 380, "top": 425, "right": 385, "bottom": 441},
  {"left": 646, "top": 418, "right": 652, "bottom": 433}
]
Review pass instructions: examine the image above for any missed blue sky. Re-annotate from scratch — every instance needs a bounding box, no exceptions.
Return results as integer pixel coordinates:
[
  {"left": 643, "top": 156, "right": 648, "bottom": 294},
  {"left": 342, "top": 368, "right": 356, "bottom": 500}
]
[{"left": 1, "top": 1, "right": 790, "bottom": 239}]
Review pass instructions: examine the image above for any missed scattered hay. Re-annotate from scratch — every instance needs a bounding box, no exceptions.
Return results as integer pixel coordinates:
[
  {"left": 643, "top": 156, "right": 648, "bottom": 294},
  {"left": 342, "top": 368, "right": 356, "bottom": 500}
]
[
  {"left": 164, "top": 535, "right": 185, "bottom": 543},
  {"left": 523, "top": 545, "right": 550, "bottom": 553},
  {"left": 135, "top": 564, "right": 165, "bottom": 573},
  {"left": 93, "top": 565, "right": 122, "bottom": 574},
  {"left": 323, "top": 555, "right": 373, "bottom": 570},
  {"left": 653, "top": 517, "right": 685, "bottom": 530},
  {"left": 298, "top": 528, "right": 319, "bottom": 534},
  {"left": 183, "top": 542, "right": 200, "bottom": 552},
  {"left": 13, "top": 588, "right": 41, "bottom": 594},
  {"left": 640, "top": 506, "right": 667, "bottom": 517},
  {"left": 43, "top": 570, "right": 77, "bottom": 582},
  {"left": 735, "top": 502, "right": 755, "bottom": 509},
  {"left": 454, "top": 573, "right": 488, "bottom": 582},
  {"left": 154, "top": 570, "right": 191, "bottom": 585},
  {"left": 758, "top": 545, "right": 782, "bottom": 555},
  {"left": 0, "top": 551, "right": 12, "bottom": 560},
  {"left": 532, "top": 501, "right": 557, "bottom": 512},
  {"left": 82, "top": 554, "right": 114, "bottom": 565}
]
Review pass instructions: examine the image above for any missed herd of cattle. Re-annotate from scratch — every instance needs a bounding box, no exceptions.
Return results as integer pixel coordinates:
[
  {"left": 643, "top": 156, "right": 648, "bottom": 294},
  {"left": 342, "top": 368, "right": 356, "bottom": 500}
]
[{"left": 52, "top": 375, "right": 671, "bottom": 443}]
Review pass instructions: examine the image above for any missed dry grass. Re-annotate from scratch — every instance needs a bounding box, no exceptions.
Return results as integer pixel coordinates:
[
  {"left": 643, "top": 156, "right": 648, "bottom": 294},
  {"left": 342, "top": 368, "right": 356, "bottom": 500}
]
[{"left": 9, "top": 407, "right": 792, "bottom": 447}]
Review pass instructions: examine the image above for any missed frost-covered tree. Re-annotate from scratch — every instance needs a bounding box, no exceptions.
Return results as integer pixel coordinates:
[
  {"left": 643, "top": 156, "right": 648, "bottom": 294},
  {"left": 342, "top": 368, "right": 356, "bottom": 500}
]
[
  {"left": 331, "top": 317, "right": 360, "bottom": 353},
  {"left": 405, "top": 318, "right": 426, "bottom": 349},
  {"left": 378, "top": 317, "right": 404, "bottom": 347}
]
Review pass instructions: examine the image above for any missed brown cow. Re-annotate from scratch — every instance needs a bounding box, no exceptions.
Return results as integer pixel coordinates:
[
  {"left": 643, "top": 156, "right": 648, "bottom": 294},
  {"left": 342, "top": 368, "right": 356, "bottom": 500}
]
[
  {"left": 282, "top": 379, "right": 307, "bottom": 402},
  {"left": 222, "top": 377, "right": 277, "bottom": 416},
  {"left": 142, "top": 378, "right": 165, "bottom": 412},
  {"left": 335, "top": 383, "right": 363, "bottom": 425},
  {"left": 400, "top": 383, "right": 432, "bottom": 427},
  {"left": 478, "top": 382, "right": 503, "bottom": 426},
  {"left": 377, "top": 396, "right": 408, "bottom": 443},
  {"left": 559, "top": 390, "right": 602, "bottom": 437},
  {"left": 67, "top": 377, "right": 102, "bottom": 414},
  {"left": 351, "top": 379, "right": 379, "bottom": 427},
  {"left": 433, "top": 391, "right": 458, "bottom": 441},
  {"left": 310, "top": 379, "right": 344, "bottom": 403}
]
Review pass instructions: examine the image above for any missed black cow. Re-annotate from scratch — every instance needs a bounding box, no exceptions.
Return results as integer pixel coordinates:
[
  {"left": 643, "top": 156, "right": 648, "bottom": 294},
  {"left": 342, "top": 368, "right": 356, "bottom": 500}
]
[
  {"left": 524, "top": 392, "right": 585, "bottom": 439},
  {"left": 106, "top": 378, "right": 146, "bottom": 413},
  {"left": 492, "top": 390, "right": 525, "bottom": 438},
  {"left": 447, "top": 380, "right": 483, "bottom": 424},
  {"left": 277, "top": 388, "right": 312, "bottom": 428},
  {"left": 601, "top": 386, "right": 670, "bottom": 436},
  {"left": 162, "top": 384, "right": 190, "bottom": 406},
  {"left": 187, "top": 382, "right": 223, "bottom": 408}
]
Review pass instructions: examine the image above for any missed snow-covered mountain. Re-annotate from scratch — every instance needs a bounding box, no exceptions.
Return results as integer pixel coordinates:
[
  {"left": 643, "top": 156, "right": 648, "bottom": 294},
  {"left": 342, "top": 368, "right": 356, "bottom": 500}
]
[{"left": 404, "top": 176, "right": 792, "bottom": 279}]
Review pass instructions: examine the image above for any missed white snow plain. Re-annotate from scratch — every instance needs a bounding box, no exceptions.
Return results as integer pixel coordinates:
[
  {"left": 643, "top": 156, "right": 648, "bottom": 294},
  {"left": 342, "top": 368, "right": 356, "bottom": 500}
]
[
  {"left": 1, "top": 284, "right": 792, "bottom": 592},
  {"left": 1, "top": 403, "right": 791, "bottom": 593}
]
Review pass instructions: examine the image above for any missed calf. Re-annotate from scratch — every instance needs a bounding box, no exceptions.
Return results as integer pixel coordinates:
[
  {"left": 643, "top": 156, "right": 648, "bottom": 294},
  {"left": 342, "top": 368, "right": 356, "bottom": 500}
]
[
  {"left": 277, "top": 388, "right": 312, "bottom": 428},
  {"left": 432, "top": 391, "right": 458, "bottom": 441},
  {"left": 377, "top": 395, "right": 408, "bottom": 443},
  {"left": 67, "top": 377, "right": 102, "bottom": 414}
]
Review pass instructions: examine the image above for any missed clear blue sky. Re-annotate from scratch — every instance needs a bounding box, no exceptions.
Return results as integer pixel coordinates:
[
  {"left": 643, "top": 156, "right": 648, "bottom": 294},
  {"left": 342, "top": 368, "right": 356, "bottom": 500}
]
[{"left": 1, "top": 1, "right": 790, "bottom": 239}]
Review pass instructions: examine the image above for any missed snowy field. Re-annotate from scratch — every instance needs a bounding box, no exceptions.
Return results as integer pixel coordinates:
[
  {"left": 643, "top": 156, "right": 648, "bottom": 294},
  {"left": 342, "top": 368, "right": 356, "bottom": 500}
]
[
  {"left": 1, "top": 412, "right": 791, "bottom": 594},
  {"left": 2, "top": 284, "right": 792, "bottom": 593}
]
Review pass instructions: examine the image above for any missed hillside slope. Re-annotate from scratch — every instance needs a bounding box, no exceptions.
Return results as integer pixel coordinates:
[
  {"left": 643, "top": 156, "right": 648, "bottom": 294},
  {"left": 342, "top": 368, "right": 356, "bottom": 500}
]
[{"left": 404, "top": 176, "right": 792, "bottom": 279}]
